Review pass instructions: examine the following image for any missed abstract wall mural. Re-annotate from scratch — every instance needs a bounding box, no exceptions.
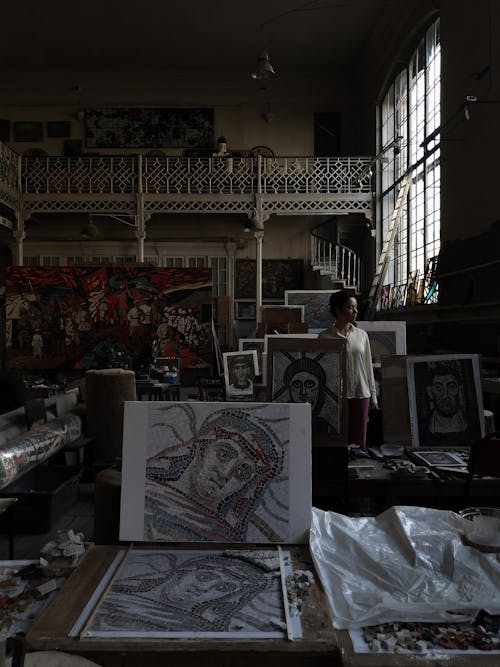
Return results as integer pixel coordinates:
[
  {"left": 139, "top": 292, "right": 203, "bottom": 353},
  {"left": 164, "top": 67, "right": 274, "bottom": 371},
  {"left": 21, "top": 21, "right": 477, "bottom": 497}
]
[
  {"left": 119, "top": 401, "right": 311, "bottom": 544},
  {"left": 78, "top": 548, "right": 301, "bottom": 639},
  {"left": 5, "top": 266, "right": 212, "bottom": 371}
]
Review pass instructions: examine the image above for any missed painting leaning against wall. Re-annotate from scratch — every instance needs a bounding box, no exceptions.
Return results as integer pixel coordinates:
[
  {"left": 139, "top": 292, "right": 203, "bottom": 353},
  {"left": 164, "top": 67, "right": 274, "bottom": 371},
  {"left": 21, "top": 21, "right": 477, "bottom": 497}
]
[{"left": 5, "top": 266, "right": 212, "bottom": 372}]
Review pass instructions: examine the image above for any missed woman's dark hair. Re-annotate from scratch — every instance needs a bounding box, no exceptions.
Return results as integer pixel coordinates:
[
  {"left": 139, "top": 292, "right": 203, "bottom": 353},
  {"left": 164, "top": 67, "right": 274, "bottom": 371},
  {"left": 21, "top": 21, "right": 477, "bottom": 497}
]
[{"left": 329, "top": 290, "right": 356, "bottom": 316}]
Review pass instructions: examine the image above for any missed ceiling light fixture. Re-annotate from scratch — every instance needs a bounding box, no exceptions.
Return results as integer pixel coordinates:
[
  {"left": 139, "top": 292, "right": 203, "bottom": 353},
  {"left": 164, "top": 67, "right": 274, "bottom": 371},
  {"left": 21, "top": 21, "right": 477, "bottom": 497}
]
[
  {"left": 80, "top": 216, "right": 100, "bottom": 240},
  {"left": 251, "top": 49, "right": 275, "bottom": 80}
]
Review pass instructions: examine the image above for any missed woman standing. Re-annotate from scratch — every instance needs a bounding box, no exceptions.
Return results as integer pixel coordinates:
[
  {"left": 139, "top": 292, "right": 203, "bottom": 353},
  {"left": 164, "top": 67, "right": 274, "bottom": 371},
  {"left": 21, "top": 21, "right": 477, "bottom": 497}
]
[{"left": 318, "top": 290, "right": 378, "bottom": 449}]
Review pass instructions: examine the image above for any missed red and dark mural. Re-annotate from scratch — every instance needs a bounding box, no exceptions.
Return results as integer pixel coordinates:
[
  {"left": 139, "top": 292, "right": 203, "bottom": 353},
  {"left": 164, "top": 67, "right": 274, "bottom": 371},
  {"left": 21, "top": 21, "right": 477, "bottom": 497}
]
[{"left": 5, "top": 266, "right": 212, "bottom": 372}]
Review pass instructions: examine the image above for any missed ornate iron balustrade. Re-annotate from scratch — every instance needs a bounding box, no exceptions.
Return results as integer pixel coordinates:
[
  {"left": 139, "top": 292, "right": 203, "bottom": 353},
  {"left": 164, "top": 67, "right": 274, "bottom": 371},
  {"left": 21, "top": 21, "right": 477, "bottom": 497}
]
[
  {"left": 0, "top": 142, "right": 19, "bottom": 214},
  {"left": 0, "top": 150, "right": 374, "bottom": 217}
]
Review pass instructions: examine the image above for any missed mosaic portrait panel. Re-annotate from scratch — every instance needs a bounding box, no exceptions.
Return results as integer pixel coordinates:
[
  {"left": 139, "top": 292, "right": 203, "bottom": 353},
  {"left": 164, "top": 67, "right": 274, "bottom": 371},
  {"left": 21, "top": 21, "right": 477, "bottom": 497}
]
[
  {"left": 77, "top": 548, "right": 301, "bottom": 639},
  {"left": 408, "top": 354, "right": 485, "bottom": 448},
  {"left": 266, "top": 337, "right": 347, "bottom": 445},
  {"left": 120, "top": 401, "right": 311, "bottom": 544}
]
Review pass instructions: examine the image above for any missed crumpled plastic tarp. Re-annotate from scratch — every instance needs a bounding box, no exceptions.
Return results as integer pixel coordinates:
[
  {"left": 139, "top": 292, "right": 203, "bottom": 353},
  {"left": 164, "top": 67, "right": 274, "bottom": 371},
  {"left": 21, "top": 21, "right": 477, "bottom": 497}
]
[{"left": 309, "top": 505, "right": 500, "bottom": 629}]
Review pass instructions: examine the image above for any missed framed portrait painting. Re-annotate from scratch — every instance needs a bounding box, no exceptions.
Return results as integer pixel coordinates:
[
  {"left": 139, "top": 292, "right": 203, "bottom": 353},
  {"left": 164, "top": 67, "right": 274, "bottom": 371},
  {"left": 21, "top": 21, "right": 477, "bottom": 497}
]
[{"left": 223, "top": 350, "right": 259, "bottom": 401}]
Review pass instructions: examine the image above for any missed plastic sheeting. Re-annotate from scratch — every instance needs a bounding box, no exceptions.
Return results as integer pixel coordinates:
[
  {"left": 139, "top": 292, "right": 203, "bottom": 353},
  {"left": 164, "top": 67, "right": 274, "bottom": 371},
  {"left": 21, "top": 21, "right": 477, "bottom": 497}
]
[
  {"left": 0, "top": 412, "right": 83, "bottom": 489},
  {"left": 310, "top": 506, "right": 500, "bottom": 629}
]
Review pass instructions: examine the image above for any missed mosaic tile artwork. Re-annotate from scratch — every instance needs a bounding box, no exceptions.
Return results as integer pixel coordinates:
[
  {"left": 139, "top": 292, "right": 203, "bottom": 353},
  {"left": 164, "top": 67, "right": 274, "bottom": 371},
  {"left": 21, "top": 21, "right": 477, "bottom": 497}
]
[
  {"left": 407, "top": 354, "right": 485, "bottom": 448},
  {"left": 120, "top": 401, "right": 311, "bottom": 543},
  {"left": 80, "top": 548, "right": 299, "bottom": 638},
  {"left": 266, "top": 338, "right": 347, "bottom": 444},
  {"left": 5, "top": 266, "right": 212, "bottom": 371}
]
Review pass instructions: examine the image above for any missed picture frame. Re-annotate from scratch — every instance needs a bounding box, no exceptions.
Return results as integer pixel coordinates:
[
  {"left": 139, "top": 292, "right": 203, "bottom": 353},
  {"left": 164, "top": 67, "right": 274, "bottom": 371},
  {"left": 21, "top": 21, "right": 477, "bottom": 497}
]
[
  {"left": 260, "top": 305, "right": 305, "bottom": 324},
  {"left": 223, "top": 350, "right": 259, "bottom": 401},
  {"left": 285, "top": 290, "right": 335, "bottom": 331},
  {"left": 410, "top": 450, "right": 467, "bottom": 468},
  {"left": 266, "top": 336, "right": 348, "bottom": 445},
  {"left": 14, "top": 121, "right": 43, "bottom": 142},
  {"left": 356, "top": 321, "right": 407, "bottom": 364},
  {"left": 47, "top": 121, "right": 72, "bottom": 138},
  {"left": 407, "top": 354, "right": 485, "bottom": 449},
  {"left": 235, "top": 260, "right": 304, "bottom": 300},
  {"left": 235, "top": 301, "right": 256, "bottom": 320},
  {"left": 238, "top": 338, "right": 265, "bottom": 377},
  {"left": 85, "top": 108, "right": 214, "bottom": 149}
]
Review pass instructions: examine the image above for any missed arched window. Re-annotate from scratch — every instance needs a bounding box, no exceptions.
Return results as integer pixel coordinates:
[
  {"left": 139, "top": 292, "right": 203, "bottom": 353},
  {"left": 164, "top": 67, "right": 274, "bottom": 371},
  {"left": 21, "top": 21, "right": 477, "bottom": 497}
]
[{"left": 378, "top": 18, "right": 440, "bottom": 308}]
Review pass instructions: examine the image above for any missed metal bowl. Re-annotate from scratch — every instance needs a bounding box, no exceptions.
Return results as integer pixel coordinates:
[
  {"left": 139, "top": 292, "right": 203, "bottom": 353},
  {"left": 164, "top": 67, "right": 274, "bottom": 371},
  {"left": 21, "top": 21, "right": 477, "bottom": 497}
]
[{"left": 459, "top": 507, "right": 500, "bottom": 553}]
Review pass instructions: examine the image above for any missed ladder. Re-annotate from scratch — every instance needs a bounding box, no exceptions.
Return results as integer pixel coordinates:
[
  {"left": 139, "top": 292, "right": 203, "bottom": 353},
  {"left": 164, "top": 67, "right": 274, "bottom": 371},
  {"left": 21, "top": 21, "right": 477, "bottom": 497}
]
[{"left": 365, "top": 175, "right": 411, "bottom": 319}]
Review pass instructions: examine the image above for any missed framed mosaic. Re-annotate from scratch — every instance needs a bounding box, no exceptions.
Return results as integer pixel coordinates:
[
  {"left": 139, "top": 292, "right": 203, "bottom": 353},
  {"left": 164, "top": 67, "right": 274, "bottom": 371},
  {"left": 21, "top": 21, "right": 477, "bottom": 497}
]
[
  {"left": 407, "top": 354, "right": 485, "bottom": 449},
  {"left": 72, "top": 547, "right": 302, "bottom": 639},
  {"left": 85, "top": 108, "right": 214, "bottom": 149},
  {"left": 120, "top": 401, "right": 312, "bottom": 543},
  {"left": 266, "top": 337, "right": 347, "bottom": 445},
  {"left": 284, "top": 290, "right": 335, "bottom": 331},
  {"left": 5, "top": 266, "right": 212, "bottom": 372},
  {"left": 356, "top": 321, "right": 407, "bottom": 364},
  {"left": 235, "top": 260, "right": 304, "bottom": 300},
  {"left": 238, "top": 338, "right": 265, "bottom": 378}
]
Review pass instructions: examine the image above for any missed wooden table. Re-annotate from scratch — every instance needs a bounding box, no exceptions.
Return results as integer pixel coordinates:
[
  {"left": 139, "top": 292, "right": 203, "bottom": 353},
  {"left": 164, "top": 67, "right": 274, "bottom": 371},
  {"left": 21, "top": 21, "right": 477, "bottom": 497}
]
[
  {"left": 314, "top": 453, "right": 500, "bottom": 510},
  {"left": 335, "top": 629, "right": 500, "bottom": 666},
  {"left": 27, "top": 545, "right": 340, "bottom": 667}
]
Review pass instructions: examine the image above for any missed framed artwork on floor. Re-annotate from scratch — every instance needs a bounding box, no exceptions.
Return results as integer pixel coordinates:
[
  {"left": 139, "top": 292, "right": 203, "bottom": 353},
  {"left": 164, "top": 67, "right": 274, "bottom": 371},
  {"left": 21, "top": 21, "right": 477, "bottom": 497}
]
[
  {"left": 407, "top": 354, "right": 485, "bottom": 449},
  {"left": 266, "top": 337, "right": 347, "bottom": 445}
]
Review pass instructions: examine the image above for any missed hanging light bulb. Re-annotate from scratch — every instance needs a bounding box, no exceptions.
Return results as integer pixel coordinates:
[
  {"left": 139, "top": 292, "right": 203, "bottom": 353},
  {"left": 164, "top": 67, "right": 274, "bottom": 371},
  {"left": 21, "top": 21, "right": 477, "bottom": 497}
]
[{"left": 251, "top": 49, "right": 276, "bottom": 80}]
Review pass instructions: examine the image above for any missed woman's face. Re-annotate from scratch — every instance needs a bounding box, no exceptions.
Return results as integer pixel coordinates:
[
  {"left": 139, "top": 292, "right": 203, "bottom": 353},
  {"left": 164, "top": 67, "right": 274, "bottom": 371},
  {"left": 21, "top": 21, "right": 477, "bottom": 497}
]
[{"left": 337, "top": 297, "right": 358, "bottom": 323}]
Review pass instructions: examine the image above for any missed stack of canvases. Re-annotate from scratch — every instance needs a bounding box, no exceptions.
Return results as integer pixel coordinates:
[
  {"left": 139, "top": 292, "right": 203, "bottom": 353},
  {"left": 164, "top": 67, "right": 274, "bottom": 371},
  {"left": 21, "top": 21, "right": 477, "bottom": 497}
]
[{"left": 71, "top": 399, "right": 313, "bottom": 638}]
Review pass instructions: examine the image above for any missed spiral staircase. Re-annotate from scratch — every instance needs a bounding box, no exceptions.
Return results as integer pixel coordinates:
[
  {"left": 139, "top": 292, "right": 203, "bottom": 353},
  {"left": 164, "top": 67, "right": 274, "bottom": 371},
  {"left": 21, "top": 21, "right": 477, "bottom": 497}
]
[{"left": 310, "top": 218, "right": 363, "bottom": 294}]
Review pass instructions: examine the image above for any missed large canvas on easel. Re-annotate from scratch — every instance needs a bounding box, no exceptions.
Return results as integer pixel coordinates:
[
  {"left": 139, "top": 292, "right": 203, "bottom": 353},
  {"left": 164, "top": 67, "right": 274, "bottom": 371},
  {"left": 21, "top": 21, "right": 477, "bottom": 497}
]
[
  {"left": 266, "top": 337, "right": 347, "bottom": 445},
  {"left": 120, "top": 401, "right": 311, "bottom": 543}
]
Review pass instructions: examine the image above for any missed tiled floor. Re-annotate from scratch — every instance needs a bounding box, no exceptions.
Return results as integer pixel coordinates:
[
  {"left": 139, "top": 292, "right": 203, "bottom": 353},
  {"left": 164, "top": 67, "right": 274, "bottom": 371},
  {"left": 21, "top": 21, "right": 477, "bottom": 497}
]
[{"left": 0, "top": 482, "right": 95, "bottom": 562}]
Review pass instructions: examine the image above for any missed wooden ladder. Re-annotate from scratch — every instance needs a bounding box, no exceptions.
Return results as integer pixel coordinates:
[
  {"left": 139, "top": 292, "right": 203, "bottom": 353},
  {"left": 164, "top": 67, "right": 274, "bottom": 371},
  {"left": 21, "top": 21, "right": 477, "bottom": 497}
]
[{"left": 365, "top": 175, "right": 411, "bottom": 319}]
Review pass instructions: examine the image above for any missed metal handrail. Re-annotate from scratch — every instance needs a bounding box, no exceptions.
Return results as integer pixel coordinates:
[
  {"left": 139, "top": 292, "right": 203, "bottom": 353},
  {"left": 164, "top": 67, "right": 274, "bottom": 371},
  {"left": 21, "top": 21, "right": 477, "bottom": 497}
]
[{"left": 310, "top": 226, "right": 361, "bottom": 292}]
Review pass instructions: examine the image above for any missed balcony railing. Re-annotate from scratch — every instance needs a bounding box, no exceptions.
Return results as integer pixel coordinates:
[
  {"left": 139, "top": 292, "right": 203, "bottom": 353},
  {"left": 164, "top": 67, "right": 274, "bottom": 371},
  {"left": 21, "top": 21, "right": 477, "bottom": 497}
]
[{"left": 17, "top": 154, "right": 373, "bottom": 195}]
